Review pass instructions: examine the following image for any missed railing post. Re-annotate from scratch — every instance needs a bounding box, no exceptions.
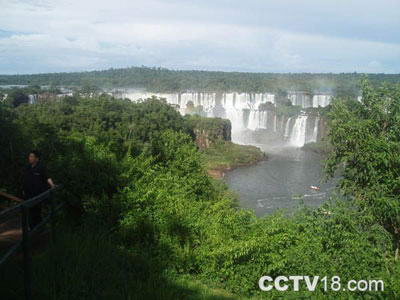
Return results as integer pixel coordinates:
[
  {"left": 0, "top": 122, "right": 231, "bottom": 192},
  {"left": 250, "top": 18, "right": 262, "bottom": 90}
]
[
  {"left": 49, "top": 191, "right": 56, "bottom": 244},
  {"left": 21, "top": 205, "right": 32, "bottom": 300},
  {"left": 49, "top": 189, "right": 59, "bottom": 298}
]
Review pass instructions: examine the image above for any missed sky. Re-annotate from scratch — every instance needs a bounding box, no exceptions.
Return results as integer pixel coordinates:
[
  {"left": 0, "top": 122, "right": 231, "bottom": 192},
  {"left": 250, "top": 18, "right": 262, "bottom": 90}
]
[{"left": 0, "top": 0, "right": 399, "bottom": 74}]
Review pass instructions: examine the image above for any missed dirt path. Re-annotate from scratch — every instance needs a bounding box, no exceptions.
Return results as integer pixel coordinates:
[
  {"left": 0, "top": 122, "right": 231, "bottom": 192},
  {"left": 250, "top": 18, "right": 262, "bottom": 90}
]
[
  {"left": 0, "top": 213, "right": 51, "bottom": 259},
  {"left": 0, "top": 217, "right": 22, "bottom": 249}
]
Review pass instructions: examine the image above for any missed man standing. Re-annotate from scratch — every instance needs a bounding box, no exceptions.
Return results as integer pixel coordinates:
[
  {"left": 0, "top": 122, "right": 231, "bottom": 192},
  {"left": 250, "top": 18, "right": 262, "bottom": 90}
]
[{"left": 23, "top": 150, "right": 55, "bottom": 229}]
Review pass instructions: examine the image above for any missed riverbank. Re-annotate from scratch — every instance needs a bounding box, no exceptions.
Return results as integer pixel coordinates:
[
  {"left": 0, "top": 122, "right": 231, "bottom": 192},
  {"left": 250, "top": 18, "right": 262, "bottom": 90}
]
[{"left": 202, "top": 141, "right": 266, "bottom": 179}]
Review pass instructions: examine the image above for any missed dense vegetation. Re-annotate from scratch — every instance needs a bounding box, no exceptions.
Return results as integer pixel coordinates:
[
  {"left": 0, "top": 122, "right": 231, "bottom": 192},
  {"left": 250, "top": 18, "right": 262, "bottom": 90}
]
[
  {"left": 184, "top": 115, "right": 232, "bottom": 146},
  {"left": 326, "top": 80, "right": 400, "bottom": 259},
  {"left": 1, "top": 82, "right": 400, "bottom": 298},
  {"left": 1, "top": 66, "right": 400, "bottom": 95}
]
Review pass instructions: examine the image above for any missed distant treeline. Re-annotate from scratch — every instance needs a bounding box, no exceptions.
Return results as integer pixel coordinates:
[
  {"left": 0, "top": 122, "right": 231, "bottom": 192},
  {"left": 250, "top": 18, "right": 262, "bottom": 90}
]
[{"left": 1, "top": 66, "right": 400, "bottom": 96}]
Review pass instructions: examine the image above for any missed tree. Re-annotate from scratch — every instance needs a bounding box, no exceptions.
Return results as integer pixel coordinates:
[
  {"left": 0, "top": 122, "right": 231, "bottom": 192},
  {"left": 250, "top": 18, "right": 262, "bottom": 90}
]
[{"left": 326, "top": 80, "right": 400, "bottom": 258}]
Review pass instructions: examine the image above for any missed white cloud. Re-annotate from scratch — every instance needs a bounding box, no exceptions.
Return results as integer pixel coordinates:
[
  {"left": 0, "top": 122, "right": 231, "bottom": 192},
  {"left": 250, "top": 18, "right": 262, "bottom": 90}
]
[{"left": 0, "top": 0, "right": 399, "bottom": 73}]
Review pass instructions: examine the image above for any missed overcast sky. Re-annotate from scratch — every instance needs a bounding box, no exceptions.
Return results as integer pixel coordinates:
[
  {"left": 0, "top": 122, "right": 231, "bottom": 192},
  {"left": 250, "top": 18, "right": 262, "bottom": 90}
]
[{"left": 0, "top": 0, "right": 399, "bottom": 74}]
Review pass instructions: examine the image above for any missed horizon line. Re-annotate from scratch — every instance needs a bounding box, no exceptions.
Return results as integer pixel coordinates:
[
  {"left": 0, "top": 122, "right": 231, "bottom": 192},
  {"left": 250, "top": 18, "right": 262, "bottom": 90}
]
[{"left": 1, "top": 65, "right": 400, "bottom": 76}]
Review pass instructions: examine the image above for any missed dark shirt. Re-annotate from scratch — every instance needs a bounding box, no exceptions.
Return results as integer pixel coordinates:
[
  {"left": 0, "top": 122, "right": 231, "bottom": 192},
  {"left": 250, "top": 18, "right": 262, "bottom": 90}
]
[{"left": 23, "top": 162, "right": 50, "bottom": 199}]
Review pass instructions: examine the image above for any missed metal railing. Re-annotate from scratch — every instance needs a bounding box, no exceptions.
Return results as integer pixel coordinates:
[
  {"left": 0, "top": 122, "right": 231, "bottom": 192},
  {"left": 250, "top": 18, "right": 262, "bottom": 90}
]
[{"left": 0, "top": 185, "right": 63, "bottom": 300}]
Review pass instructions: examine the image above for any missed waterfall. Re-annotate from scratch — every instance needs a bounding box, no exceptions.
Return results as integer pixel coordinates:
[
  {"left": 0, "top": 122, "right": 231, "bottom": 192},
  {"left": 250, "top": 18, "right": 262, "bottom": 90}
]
[
  {"left": 284, "top": 118, "right": 292, "bottom": 138},
  {"left": 247, "top": 111, "right": 267, "bottom": 130},
  {"left": 28, "top": 95, "right": 37, "bottom": 104},
  {"left": 311, "top": 117, "right": 320, "bottom": 143},
  {"left": 288, "top": 92, "right": 312, "bottom": 108},
  {"left": 247, "top": 110, "right": 258, "bottom": 130},
  {"left": 119, "top": 89, "right": 328, "bottom": 145},
  {"left": 260, "top": 111, "right": 268, "bottom": 129},
  {"left": 288, "top": 92, "right": 332, "bottom": 108},
  {"left": 289, "top": 116, "right": 308, "bottom": 147},
  {"left": 312, "top": 95, "right": 331, "bottom": 108},
  {"left": 225, "top": 107, "right": 245, "bottom": 132}
]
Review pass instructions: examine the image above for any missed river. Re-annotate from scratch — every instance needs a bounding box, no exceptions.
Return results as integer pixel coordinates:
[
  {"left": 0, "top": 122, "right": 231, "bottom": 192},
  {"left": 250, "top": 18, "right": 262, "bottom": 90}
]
[{"left": 224, "top": 145, "right": 338, "bottom": 217}]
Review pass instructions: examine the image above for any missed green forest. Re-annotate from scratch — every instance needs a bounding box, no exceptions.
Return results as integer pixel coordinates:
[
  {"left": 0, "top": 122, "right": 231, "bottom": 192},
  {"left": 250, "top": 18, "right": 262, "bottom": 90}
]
[
  {"left": 1, "top": 80, "right": 400, "bottom": 299},
  {"left": 2, "top": 66, "right": 400, "bottom": 96}
]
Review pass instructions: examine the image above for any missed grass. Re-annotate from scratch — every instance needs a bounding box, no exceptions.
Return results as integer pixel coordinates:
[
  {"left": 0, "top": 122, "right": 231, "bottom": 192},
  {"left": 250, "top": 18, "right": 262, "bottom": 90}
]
[
  {"left": 301, "top": 141, "right": 332, "bottom": 154},
  {"left": 202, "top": 141, "right": 266, "bottom": 174}
]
